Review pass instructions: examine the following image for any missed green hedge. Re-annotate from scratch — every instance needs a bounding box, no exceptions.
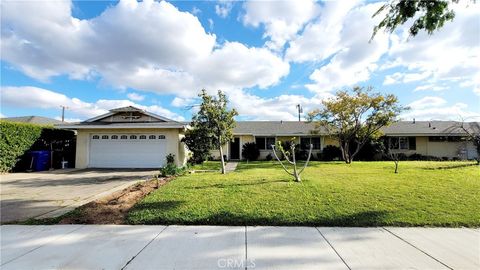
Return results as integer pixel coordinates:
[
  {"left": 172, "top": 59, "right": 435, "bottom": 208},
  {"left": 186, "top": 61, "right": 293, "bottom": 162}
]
[{"left": 0, "top": 121, "right": 46, "bottom": 172}]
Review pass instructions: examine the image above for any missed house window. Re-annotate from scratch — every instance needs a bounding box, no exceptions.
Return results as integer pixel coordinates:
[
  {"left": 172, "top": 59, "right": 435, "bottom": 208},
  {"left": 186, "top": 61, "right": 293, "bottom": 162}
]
[
  {"left": 300, "top": 137, "right": 321, "bottom": 150},
  {"left": 111, "top": 135, "right": 118, "bottom": 139},
  {"left": 120, "top": 135, "right": 128, "bottom": 139},
  {"left": 429, "top": 136, "right": 463, "bottom": 142},
  {"left": 92, "top": 135, "right": 99, "bottom": 139},
  {"left": 149, "top": 135, "right": 156, "bottom": 139},
  {"left": 101, "top": 135, "right": 109, "bottom": 139},
  {"left": 255, "top": 137, "right": 275, "bottom": 150},
  {"left": 158, "top": 135, "right": 166, "bottom": 139},
  {"left": 130, "top": 135, "right": 137, "bottom": 139},
  {"left": 139, "top": 135, "right": 146, "bottom": 139},
  {"left": 389, "top": 137, "right": 416, "bottom": 150},
  {"left": 399, "top": 137, "right": 408, "bottom": 149}
]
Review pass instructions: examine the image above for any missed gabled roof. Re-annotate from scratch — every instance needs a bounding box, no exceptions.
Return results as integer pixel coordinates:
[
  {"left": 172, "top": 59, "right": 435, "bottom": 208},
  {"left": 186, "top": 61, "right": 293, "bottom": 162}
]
[
  {"left": 56, "top": 106, "right": 186, "bottom": 129},
  {"left": 381, "top": 121, "right": 480, "bottom": 136},
  {"left": 85, "top": 106, "right": 176, "bottom": 123},
  {"left": 233, "top": 121, "right": 328, "bottom": 136},
  {"left": 1, "top": 116, "right": 64, "bottom": 125}
]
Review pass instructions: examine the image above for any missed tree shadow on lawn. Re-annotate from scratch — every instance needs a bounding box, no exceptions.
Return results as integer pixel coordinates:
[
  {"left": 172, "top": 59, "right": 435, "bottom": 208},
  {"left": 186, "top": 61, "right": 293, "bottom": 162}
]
[
  {"left": 185, "top": 179, "right": 288, "bottom": 189},
  {"left": 129, "top": 204, "right": 398, "bottom": 226},
  {"left": 421, "top": 162, "right": 478, "bottom": 170}
]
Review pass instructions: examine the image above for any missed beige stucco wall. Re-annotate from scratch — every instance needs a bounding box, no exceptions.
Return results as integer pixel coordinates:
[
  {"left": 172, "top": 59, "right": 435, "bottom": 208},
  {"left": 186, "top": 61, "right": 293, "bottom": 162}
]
[
  {"left": 213, "top": 135, "right": 330, "bottom": 160},
  {"left": 389, "top": 136, "right": 477, "bottom": 159},
  {"left": 75, "top": 128, "right": 187, "bottom": 168}
]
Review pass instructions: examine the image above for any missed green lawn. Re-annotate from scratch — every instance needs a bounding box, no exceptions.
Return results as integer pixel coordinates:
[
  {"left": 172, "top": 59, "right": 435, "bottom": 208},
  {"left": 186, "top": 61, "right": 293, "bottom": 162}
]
[{"left": 128, "top": 161, "right": 480, "bottom": 227}]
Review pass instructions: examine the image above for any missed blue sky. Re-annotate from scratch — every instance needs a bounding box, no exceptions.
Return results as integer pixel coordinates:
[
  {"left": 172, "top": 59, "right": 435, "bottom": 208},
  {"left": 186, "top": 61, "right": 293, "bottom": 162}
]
[{"left": 1, "top": 0, "right": 479, "bottom": 122}]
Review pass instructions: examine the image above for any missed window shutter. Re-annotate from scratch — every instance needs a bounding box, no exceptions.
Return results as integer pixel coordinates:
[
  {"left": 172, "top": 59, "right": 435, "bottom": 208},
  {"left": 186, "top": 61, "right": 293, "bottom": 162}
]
[{"left": 409, "top": 137, "right": 416, "bottom": 150}]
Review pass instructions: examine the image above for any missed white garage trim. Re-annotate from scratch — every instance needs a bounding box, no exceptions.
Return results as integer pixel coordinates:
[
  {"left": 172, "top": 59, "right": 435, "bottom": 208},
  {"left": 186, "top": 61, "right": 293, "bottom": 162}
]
[{"left": 88, "top": 133, "right": 167, "bottom": 168}]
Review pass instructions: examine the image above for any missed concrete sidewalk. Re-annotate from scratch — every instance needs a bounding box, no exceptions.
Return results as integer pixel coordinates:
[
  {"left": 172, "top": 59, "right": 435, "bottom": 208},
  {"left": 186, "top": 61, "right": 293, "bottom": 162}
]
[{"left": 0, "top": 225, "right": 478, "bottom": 270}]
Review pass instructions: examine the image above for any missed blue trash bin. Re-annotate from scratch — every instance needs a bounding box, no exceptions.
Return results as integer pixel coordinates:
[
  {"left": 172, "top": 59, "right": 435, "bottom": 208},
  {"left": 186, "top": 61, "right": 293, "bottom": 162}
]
[{"left": 30, "top": 151, "right": 51, "bottom": 171}]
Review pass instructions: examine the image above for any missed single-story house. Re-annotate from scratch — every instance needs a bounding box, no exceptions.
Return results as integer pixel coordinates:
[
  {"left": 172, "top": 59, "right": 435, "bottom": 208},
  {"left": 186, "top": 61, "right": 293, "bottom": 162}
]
[
  {"left": 59, "top": 106, "right": 479, "bottom": 168},
  {"left": 58, "top": 106, "right": 189, "bottom": 168},
  {"left": 2, "top": 116, "right": 64, "bottom": 125}
]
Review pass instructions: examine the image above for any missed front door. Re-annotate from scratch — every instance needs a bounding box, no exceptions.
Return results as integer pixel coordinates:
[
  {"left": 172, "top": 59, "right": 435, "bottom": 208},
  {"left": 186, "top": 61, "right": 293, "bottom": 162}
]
[{"left": 230, "top": 137, "right": 240, "bottom": 160}]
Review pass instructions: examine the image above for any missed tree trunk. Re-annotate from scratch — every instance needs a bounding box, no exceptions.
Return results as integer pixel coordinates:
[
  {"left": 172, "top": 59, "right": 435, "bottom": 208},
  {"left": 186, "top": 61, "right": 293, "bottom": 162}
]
[
  {"left": 340, "top": 141, "right": 351, "bottom": 164},
  {"left": 394, "top": 160, "right": 399, "bottom": 174},
  {"left": 291, "top": 146, "right": 301, "bottom": 182},
  {"left": 219, "top": 143, "right": 226, "bottom": 174}
]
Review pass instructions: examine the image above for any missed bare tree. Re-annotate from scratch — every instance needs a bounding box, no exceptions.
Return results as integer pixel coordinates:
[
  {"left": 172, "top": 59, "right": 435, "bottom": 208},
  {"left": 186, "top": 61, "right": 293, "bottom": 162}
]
[
  {"left": 271, "top": 139, "right": 313, "bottom": 182},
  {"left": 383, "top": 139, "right": 400, "bottom": 173}
]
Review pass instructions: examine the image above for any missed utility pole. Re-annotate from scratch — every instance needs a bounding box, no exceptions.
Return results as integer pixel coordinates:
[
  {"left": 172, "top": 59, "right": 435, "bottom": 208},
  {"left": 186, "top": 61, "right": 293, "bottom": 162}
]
[
  {"left": 60, "top": 105, "right": 68, "bottom": 122},
  {"left": 296, "top": 104, "right": 303, "bottom": 122}
]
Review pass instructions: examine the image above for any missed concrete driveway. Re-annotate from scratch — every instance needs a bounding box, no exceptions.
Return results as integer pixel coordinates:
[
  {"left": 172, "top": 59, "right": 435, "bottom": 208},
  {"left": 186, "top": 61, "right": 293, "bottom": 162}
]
[
  {"left": 0, "top": 169, "right": 157, "bottom": 223},
  {"left": 1, "top": 225, "right": 478, "bottom": 269}
]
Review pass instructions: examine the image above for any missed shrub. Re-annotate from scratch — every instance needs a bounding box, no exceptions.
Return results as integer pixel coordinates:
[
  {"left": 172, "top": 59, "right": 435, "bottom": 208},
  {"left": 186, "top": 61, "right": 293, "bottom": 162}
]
[
  {"left": 160, "top": 154, "right": 186, "bottom": 177},
  {"left": 1, "top": 121, "right": 45, "bottom": 172},
  {"left": 294, "top": 146, "right": 309, "bottom": 161},
  {"left": 355, "top": 140, "right": 383, "bottom": 161},
  {"left": 241, "top": 142, "right": 260, "bottom": 161},
  {"left": 407, "top": 153, "right": 442, "bottom": 161},
  {"left": 265, "top": 153, "right": 273, "bottom": 161},
  {"left": 321, "top": 145, "right": 342, "bottom": 161},
  {"left": 166, "top": 153, "right": 175, "bottom": 164}
]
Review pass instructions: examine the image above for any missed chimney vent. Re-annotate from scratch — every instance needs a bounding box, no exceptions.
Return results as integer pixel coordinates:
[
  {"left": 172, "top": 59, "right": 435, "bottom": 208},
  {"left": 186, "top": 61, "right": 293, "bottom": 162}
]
[
  {"left": 429, "top": 122, "right": 431, "bottom": 128},
  {"left": 280, "top": 120, "right": 283, "bottom": 124},
  {"left": 413, "top": 118, "right": 415, "bottom": 124}
]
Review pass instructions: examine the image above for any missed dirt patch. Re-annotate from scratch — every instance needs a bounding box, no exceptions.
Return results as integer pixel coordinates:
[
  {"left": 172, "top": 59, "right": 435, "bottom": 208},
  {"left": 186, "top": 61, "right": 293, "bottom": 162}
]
[{"left": 58, "top": 177, "right": 171, "bottom": 224}]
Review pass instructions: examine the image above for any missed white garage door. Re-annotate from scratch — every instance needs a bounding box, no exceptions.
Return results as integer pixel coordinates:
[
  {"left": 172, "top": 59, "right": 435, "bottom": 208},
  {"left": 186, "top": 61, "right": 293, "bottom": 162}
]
[{"left": 89, "top": 134, "right": 167, "bottom": 168}]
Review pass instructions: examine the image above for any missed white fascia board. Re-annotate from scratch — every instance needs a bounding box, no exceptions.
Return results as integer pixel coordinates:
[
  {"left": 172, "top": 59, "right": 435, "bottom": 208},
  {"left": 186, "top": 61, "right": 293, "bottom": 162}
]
[{"left": 56, "top": 125, "right": 186, "bottom": 129}]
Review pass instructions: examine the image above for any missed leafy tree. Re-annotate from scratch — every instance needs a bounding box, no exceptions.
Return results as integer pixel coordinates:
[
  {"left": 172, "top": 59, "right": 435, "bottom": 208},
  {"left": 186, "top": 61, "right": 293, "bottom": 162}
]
[
  {"left": 192, "top": 89, "right": 238, "bottom": 174},
  {"left": 371, "top": 0, "right": 459, "bottom": 39},
  {"left": 182, "top": 126, "right": 213, "bottom": 164},
  {"left": 308, "top": 86, "right": 405, "bottom": 164}
]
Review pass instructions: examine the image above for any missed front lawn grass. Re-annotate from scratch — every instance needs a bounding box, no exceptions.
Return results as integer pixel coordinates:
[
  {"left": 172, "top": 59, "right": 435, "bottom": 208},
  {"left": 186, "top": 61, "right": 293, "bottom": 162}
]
[{"left": 128, "top": 161, "right": 480, "bottom": 227}]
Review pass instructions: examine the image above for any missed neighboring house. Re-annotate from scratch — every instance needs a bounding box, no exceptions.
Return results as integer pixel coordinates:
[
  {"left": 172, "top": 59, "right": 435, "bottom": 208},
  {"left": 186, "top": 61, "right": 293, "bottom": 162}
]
[
  {"left": 210, "top": 121, "right": 336, "bottom": 160},
  {"left": 58, "top": 106, "right": 479, "bottom": 169},
  {"left": 57, "top": 106, "right": 188, "bottom": 168},
  {"left": 2, "top": 116, "right": 64, "bottom": 125},
  {"left": 382, "top": 120, "right": 479, "bottom": 160},
  {"left": 213, "top": 120, "right": 479, "bottom": 161}
]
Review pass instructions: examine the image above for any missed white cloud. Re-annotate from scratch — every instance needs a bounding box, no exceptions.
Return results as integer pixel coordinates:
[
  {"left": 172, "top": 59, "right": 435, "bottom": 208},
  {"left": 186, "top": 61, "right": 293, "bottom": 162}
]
[
  {"left": 384, "top": 3, "right": 480, "bottom": 91},
  {"left": 242, "top": 0, "right": 320, "bottom": 50},
  {"left": 171, "top": 97, "right": 195, "bottom": 108},
  {"left": 414, "top": 84, "right": 448, "bottom": 92},
  {"left": 228, "top": 90, "right": 332, "bottom": 121},
  {"left": 0, "top": 86, "right": 184, "bottom": 121},
  {"left": 54, "top": 116, "right": 82, "bottom": 123},
  {"left": 474, "top": 88, "right": 480, "bottom": 96},
  {"left": 294, "top": 3, "right": 389, "bottom": 94},
  {"left": 208, "top": 18, "right": 214, "bottom": 30},
  {"left": 408, "top": 96, "right": 447, "bottom": 109},
  {"left": 127, "top": 92, "right": 145, "bottom": 101},
  {"left": 215, "top": 1, "right": 233, "bottom": 18},
  {"left": 285, "top": 0, "right": 361, "bottom": 62},
  {"left": 402, "top": 96, "right": 480, "bottom": 121},
  {"left": 1, "top": 0, "right": 288, "bottom": 98},
  {"left": 192, "top": 6, "right": 201, "bottom": 15},
  {"left": 383, "top": 71, "right": 431, "bottom": 85}
]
